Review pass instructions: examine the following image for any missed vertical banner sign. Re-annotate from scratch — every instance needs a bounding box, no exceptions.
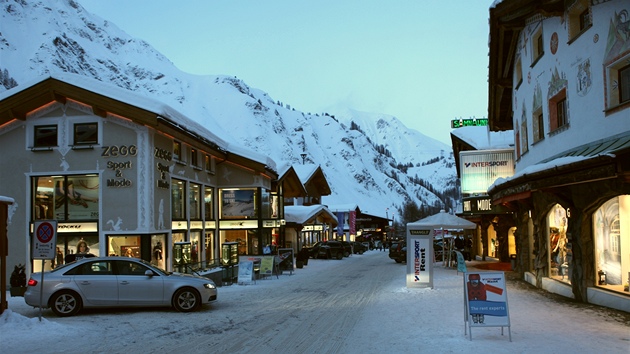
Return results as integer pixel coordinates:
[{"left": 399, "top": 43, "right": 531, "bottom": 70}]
[
  {"left": 464, "top": 271, "right": 511, "bottom": 341},
  {"left": 336, "top": 212, "right": 344, "bottom": 237},
  {"left": 406, "top": 227, "right": 433, "bottom": 288},
  {"left": 32, "top": 220, "right": 57, "bottom": 260},
  {"left": 349, "top": 211, "right": 356, "bottom": 235}
]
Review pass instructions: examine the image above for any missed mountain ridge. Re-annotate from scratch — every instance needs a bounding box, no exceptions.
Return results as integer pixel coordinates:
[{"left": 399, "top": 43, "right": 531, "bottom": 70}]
[{"left": 0, "top": 0, "right": 458, "bottom": 218}]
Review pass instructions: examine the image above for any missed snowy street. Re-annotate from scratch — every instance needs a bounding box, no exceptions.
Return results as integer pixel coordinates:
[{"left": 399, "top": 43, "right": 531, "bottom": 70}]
[{"left": 2, "top": 250, "right": 629, "bottom": 353}]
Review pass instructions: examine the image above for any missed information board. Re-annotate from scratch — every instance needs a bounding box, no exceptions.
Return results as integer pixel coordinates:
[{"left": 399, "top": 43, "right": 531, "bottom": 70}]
[{"left": 237, "top": 261, "right": 254, "bottom": 285}]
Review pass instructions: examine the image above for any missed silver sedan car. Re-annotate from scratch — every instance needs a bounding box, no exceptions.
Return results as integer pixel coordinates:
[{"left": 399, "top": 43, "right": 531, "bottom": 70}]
[{"left": 24, "top": 256, "right": 217, "bottom": 316}]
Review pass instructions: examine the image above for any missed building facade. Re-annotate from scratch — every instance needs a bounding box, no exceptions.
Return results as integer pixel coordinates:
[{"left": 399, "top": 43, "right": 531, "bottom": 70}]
[
  {"left": 488, "top": 0, "right": 629, "bottom": 311},
  {"left": 0, "top": 75, "right": 281, "bottom": 281}
]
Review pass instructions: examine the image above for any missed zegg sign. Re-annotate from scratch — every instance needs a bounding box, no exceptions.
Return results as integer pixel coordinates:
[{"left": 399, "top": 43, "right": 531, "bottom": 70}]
[{"left": 32, "top": 220, "right": 57, "bottom": 260}]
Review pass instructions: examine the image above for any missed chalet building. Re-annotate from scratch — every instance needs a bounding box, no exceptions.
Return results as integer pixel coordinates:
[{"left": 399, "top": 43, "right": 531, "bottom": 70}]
[
  {"left": 280, "top": 164, "right": 337, "bottom": 250},
  {"left": 487, "top": 0, "right": 629, "bottom": 311},
  {"left": 0, "top": 74, "right": 282, "bottom": 281},
  {"left": 326, "top": 204, "right": 389, "bottom": 247}
]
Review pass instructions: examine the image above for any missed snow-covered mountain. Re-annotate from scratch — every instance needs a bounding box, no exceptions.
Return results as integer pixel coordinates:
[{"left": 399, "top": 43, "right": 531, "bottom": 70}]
[{"left": 0, "top": 0, "right": 458, "bottom": 218}]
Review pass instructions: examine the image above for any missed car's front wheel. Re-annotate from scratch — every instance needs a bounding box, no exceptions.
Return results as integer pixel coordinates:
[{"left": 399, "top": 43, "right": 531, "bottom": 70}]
[
  {"left": 173, "top": 288, "right": 200, "bottom": 312},
  {"left": 50, "top": 290, "right": 82, "bottom": 317}
]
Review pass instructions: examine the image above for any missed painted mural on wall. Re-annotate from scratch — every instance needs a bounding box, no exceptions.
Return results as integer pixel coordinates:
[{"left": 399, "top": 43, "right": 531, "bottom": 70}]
[
  {"left": 604, "top": 8, "right": 630, "bottom": 63},
  {"left": 576, "top": 58, "right": 592, "bottom": 97}
]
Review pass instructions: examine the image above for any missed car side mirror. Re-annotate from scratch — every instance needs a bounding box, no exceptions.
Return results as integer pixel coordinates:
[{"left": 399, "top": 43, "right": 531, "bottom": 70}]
[{"left": 145, "top": 270, "right": 154, "bottom": 277}]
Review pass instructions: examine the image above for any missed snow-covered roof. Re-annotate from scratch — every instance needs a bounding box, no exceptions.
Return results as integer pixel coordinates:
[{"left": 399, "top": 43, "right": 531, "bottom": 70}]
[
  {"left": 0, "top": 73, "right": 276, "bottom": 171},
  {"left": 450, "top": 126, "right": 513, "bottom": 150},
  {"left": 284, "top": 205, "right": 338, "bottom": 224},
  {"left": 0, "top": 196, "right": 15, "bottom": 204},
  {"left": 326, "top": 204, "right": 360, "bottom": 213},
  {"left": 292, "top": 164, "right": 318, "bottom": 184}
]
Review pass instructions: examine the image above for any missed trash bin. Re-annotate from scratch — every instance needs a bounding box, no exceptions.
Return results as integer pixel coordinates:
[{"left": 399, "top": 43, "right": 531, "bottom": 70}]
[{"left": 510, "top": 254, "right": 517, "bottom": 270}]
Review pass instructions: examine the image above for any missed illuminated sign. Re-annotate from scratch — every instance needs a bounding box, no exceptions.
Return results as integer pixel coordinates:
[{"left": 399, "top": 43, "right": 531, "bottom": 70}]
[
  {"left": 451, "top": 118, "right": 488, "bottom": 128},
  {"left": 460, "top": 149, "right": 514, "bottom": 195}
]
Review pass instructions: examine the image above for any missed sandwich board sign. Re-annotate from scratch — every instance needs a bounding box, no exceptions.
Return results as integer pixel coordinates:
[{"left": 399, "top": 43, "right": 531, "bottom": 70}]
[{"left": 464, "top": 271, "right": 511, "bottom": 341}]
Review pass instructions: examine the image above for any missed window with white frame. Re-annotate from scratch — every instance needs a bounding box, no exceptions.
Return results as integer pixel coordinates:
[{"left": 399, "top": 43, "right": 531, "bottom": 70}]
[
  {"left": 34, "top": 124, "right": 58, "bottom": 148},
  {"left": 73, "top": 122, "right": 98, "bottom": 145},
  {"left": 605, "top": 56, "right": 630, "bottom": 110}
]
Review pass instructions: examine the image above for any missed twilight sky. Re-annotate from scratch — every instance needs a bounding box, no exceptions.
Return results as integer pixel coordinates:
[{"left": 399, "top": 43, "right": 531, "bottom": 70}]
[{"left": 79, "top": 0, "right": 493, "bottom": 145}]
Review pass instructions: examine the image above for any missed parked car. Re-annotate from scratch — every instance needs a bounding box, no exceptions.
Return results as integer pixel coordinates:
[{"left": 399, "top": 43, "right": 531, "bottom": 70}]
[
  {"left": 389, "top": 241, "right": 406, "bottom": 263},
  {"left": 398, "top": 245, "right": 407, "bottom": 263},
  {"left": 352, "top": 241, "right": 367, "bottom": 254},
  {"left": 339, "top": 241, "right": 353, "bottom": 257},
  {"left": 307, "top": 241, "right": 344, "bottom": 260},
  {"left": 24, "top": 256, "right": 218, "bottom": 317}
]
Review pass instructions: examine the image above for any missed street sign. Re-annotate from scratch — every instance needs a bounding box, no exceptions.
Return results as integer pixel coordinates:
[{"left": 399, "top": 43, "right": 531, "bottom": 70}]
[{"left": 32, "top": 220, "right": 57, "bottom": 260}]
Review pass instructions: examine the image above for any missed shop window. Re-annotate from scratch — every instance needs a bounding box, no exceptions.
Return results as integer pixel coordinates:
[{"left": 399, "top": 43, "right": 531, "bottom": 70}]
[
  {"left": 220, "top": 188, "right": 256, "bottom": 219},
  {"left": 171, "top": 179, "right": 185, "bottom": 220},
  {"left": 204, "top": 186, "right": 214, "bottom": 220},
  {"left": 189, "top": 183, "right": 201, "bottom": 220},
  {"left": 150, "top": 234, "right": 166, "bottom": 269},
  {"left": 35, "top": 235, "right": 101, "bottom": 272},
  {"left": 108, "top": 235, "right": 140, "bottom": 258},
  {"left": 173, "top": 140, "right": 182, "bottom": 161},
  {"left": 531, "top": 26, "right": 544, "bottom": 67},
  {"left": 34, "top": 175, "right": 99, "bottom": 222},
  {"left": 547, "top": 204, "right": 571, "bottom": 284},
  {"left": 593, "top": 196, "right": 628, "bottom": 292},
  {"left": 73, "top": 122, "right": 98, "bottom": 146},
  {"left": 33, "top": 125, "right": 58, "bottom": 148},
  {"left": 568, "top": 0, "right": 591, "bottom": 42},
  {"left": 605, "top": 55, "right": 630, "bottom": 111},
  {"left": 549, "top": 89, "right": 568, "bottom": 133}
]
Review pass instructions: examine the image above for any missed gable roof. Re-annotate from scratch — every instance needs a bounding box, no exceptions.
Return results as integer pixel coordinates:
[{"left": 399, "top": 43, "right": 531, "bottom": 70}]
[
  {"left": 284, "top": 205, "right": 338, "bottom": 225},
  {"left": 293, "top": 164, "right": 331, "bottom": 197}
]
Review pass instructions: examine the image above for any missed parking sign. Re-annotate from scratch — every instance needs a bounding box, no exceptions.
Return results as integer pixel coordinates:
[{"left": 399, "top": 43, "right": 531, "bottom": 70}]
[{"left": 33, "top": 220, "right": 57, "bottom": 260}]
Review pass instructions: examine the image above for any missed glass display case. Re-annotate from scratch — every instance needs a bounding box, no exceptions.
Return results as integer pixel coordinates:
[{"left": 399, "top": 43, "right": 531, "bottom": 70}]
[
  {"left": 222, "top": 242, "right": 239, "bottom": 266},
  {"left": 173, "top": 241, "right": 191, "bottom": 272}
]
